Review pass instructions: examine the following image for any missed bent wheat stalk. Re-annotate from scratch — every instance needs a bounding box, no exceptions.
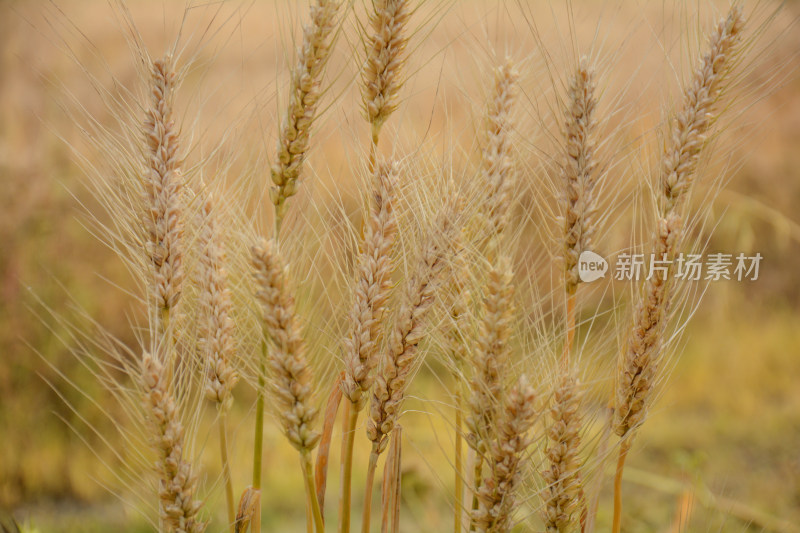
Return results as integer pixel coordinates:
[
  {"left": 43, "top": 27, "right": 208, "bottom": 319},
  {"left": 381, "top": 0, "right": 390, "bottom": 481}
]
[
  {"left": 197, "top": 193, "right": 239, "bottom": 532},
  {"left": 252, "top": 239, "right": 324, "bottom": 533},
  {"left": 612, "top": 7, "right": 744, "bottom": 532},
  {"left": 363, "top": 209, "right": 456, "bottom": 533}
]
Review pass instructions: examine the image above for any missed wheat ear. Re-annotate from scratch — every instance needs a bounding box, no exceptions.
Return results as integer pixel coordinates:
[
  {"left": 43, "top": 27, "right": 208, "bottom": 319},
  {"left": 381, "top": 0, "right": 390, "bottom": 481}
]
[
  {"left": 541, "top": 372, "right": 583, "bottom": 533},
  {"left": 270, "top": 0, "right": 341, "bottom": 224},
  {"left": 472, "top": 375, "right": 537, "bottom": 533},
  {"left": 612, "top": 7, "right": 744, "bottom": 532},
  {"left": 480, "top": 59, "right": 519, "bottom": 254},
  {"left": 342, "top": 161, "right": 400, "bottom": 410},
  {"left": 466, "top": 258, "right": 514, "bottom": 458},
  {"left": 361, "top": 210, "right": 455, "bottom": 533},
  {"left": 141, "top": 353, "right": 205, "bottom": 533},
  {"left": 561, "top": 57, "right": 598, "bottom": 297},
  {"left": 362, "top": 0, "right": 411, "bottom": 145},
  {"left": 143, "top": 56, "right": 184, "bottom": 335},
  {"left": 196, "top": 193, "right": 239, "bottom": 531},
  {"left": 251, "top": 239, "right": 324, "bottom": 533},
  {"left": 339, "top": 161, "right": 399, "bottom": 533},
  {"left": 466, "top": 59, "right": 518, "bottom": 523},
  {"left": 614, "top": 4, "right": 744, "bottom": 441}
]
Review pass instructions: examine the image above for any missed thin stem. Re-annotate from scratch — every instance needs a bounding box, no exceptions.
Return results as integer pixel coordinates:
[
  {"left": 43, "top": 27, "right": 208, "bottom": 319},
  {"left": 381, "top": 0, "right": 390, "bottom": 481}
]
[
  {"left": 339, "top": 402, "right": 359, "bottom": 533},
  {"left": 253, "top": 340, "right": 267, "bottom": 491},
  {"left": 454, "top": 392, "right": 463, "bottom": 533},
  {"left": 362, "top": 446, "right": 380, "bottom": 533},
  {"left": 302, "top": 450, "right": 326, "bottom": 533},
  {"left": 612, "top": 436, "right": 632, "bottom": 533},
  {"left": 219, "top": 412, "right": 235, "bottom": 533},
  {"left": 468, "top": 459, "right": 482, "bottom": 531}
]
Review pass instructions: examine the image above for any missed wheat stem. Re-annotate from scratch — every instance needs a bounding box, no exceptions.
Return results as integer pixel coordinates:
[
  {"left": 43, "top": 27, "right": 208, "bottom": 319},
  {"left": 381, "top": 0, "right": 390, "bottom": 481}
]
[
  {"left": 611, "top": 436, "right": 632, "bottom": 533},
  {"left": 302, "top": 450, "right": 326, "bottom": 533},
  {"left": 362, "top": 446, "right": 380, "bottom": 533},
  {"left": 339, "top": 404, "right": 359, "bottom": 533},
  {"left": 219, "top": 412, "right": 235, "bottom": 533}
]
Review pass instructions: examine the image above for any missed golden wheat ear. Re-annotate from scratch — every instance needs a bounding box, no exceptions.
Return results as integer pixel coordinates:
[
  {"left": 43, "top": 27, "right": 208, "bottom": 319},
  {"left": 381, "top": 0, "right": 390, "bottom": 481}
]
[
  {"left": 472, "top": 375, "right": 537, "bottom": 533},
  {"left": 271, "top": 0, "right": 343, "bottom": 224},
  {"left": 142, "top": 55, "right": 185, "bottom": 332},
  {"left": 251, "top": 238, "right": 320, "bottom": 452},
  {"left": 362, "top": 0, "right": 411, "bottom": 143}
]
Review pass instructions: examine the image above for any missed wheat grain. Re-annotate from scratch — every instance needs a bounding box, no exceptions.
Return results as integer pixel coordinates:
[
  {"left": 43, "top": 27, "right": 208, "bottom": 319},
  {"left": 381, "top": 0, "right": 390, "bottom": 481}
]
[
  {"left": 614, "top": 5, "right": 744, "bottom": 438},
  {"left": 541, "top": 372, "right": 583, "bottom": 533}
]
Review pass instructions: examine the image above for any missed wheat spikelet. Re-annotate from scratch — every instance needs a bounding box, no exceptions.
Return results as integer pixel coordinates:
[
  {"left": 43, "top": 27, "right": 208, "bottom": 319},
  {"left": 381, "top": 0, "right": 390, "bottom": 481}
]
[
  {"left": 197, "top": 194, "right": 239, "bottom": 407},
  {"left": 141, "top": 353, "right": 205, "bottom": 533},
  {"left": 660, "top": 6, "right": 744, "bottom": 215},
  {"left": 615, "top": 5, "right": 744, "bottom": 438},
  {"left": 466, "top": 257, "right": 514, "bottom": 455},
  {"left": 481, "top": 59, "right": 519, "bottom": 252},
  {"left": 362, "top": 0, "right": 411, "bottom": 140},
  {"left": 541, "top": 371, "right": 583, "bottom": 533},
  {"left": 342, "top": 161, "right": 399, "bottom": 410},
  {"left": 251, "top": 238, "right": 320, "bottom": 451},
  {"left": 270, "top": 0, "right": 341, "bottom": 219},
  {"left": 561, "top": 57, "right": 598, "bottom": 294},
  {"left": 367, "top": 212, "right": 455, "bottom": 454},
  {"left": 143, "top": 56, "right": 184, "bottom": 315},
  {"left": 472, "top": 375, "right": 537, "bottom": 533}
]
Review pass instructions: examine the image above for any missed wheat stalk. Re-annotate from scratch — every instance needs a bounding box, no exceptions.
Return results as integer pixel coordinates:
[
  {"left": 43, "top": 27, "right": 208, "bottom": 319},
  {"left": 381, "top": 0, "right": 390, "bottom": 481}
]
[
  {"left": 339, "top": 160, "right": 399, "bottom": 533},
  {"left": 251, "top": 238, "right": 324, "bottom": 533},
  {"left": 196, "top": 192, "right": 239, "bottom": 531},
  {"left": 612, "top": 7, "right": 745, "bottom": 532},
  {"left": 614, "top": 4, "right": 744, "bottom": 442},
  {"left": 362, "top": 208, "right": 456, "bottom": 533}
]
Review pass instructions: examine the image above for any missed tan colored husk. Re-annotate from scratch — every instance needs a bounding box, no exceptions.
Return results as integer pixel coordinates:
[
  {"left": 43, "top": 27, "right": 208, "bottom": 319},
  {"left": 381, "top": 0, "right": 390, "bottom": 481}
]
[
  {"left": 141, "top": 352, "right": 205, "bottom": 533},
  {"left": 197, "top": 194, "right": 239, "bottom": 407},
  {"left": 270, "top": 0, "right": 341, "bottom": 219},
  {"left": 480, "top": 59, "right": 519, "bottom": 255},
  {"left": 561, "top": 58, "right": 598, "bottom": 294},
  {"left": 541, "top": 371, "right": 584, "bottom": 533},
  {"left": 615, "top": 5, "right": 744, "bottom": 438},
  {"left": 472, "top": 375, "right": 537, "bottom": 533},
  {"left": 362, "top": 0, "right": 411, "bottom": 140},
  {"left": 143, "top": 56, "right": 184, "bottom": 315},
  {"left": 367, "top": 211, "right": 456, "bottom": 454},
  {"left": 251, "top": 238, "right": 320, "bottom": 451},
  {"left": 466, "top": 257, "right": 514, "bottom": 455},
  {"left": 342, "top": 161, "right": 399, "bottom": 411}
]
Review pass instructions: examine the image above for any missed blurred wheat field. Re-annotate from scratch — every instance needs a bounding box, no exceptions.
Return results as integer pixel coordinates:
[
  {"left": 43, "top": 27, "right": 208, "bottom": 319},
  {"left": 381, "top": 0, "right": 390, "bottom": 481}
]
[{"left": 1, "top": 1, "right": 800, "bottom": 532}]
